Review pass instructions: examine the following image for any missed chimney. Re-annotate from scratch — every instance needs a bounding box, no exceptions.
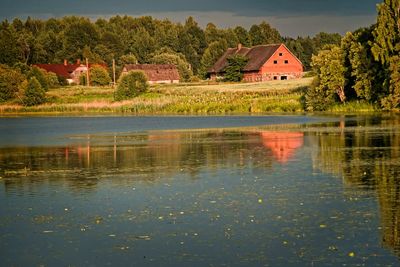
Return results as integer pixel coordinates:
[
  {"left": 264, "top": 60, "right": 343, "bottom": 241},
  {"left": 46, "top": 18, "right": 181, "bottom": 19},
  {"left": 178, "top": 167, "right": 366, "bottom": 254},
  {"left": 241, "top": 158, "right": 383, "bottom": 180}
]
[
  {"left": 237, "top": 43, "right": 242, "bottom": 51},
  {"left": 64, "top": 59, "right": 68, "bottom": 66},
  {"left": 77, "top": 59, "right": 81, "bottom": 65}
]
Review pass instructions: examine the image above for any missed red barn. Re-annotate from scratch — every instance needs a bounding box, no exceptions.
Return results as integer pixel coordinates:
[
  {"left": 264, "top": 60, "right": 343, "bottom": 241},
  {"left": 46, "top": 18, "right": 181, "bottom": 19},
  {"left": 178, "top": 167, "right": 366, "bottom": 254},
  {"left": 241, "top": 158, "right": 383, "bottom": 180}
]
[{"left": 208, "top": 44, "right": 303, "bottom": 82}]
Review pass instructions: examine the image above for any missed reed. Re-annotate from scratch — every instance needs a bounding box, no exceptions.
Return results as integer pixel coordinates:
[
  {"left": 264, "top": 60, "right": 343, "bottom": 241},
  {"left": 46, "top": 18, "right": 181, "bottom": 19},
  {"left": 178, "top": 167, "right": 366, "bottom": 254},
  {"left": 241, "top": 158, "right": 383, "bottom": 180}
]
[{"left": 0, "top": 78, "right": 312, "bottom": 114}]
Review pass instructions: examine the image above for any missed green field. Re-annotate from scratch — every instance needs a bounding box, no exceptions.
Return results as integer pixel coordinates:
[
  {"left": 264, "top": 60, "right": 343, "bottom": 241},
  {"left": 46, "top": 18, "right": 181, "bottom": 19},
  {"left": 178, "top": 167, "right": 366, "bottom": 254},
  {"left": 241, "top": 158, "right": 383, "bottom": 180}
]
[{"left": 0, "top": 77, "right": 375, "bottom": 114}]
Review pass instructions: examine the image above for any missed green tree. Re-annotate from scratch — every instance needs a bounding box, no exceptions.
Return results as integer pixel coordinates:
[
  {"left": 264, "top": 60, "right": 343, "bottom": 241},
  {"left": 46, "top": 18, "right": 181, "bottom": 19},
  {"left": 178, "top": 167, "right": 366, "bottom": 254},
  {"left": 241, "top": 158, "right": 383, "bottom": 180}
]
[
  {"left": 90, "top": 66, "right": 111, "bottom": 86},
  {"left": 119, "top": 54, "right": 138, "bottom": 65},
  {"left": 381, "top": 55, "right": 400, "bottom": 109},
  {"left": 307, "top": 46, "right": 347, "bottom": 110},
  {"left": 199, "top": 39, "right": 228, "bottom": 79},
  {"left": 0, "top": 64, "right": 26, "bottom": 102},
  {"left": 132, "top": 27, "right": 156, "bottom": 63},
  {"left": 224, "top": 54, "right": 249, "bottom": 82},
  {"left": 313, "top": 32, "right": 342, "bottom": 51},
  {"left": 234, "top": 26, "right": 251, "bottom": 47},
  {"left": 249, "top": 22, "right": 281, "bottom": 45},
  {"left": 343, "top": 29, "right": 380, "bottom": 102},
  {"left": 63, "top": 17, "right": 100, "bottom": 60},
  {"left": 150, "top": 52, "right": 193, "bottom": 81},
  {"left": 27, "top": 66, "right": 49, "bottom": 91},
  {"left": 115, "top": 71, "right": 148, "bottom": 100},
  {"left": 23, "top": 77, "right": 46, "bottom": 106},
  {"left": 372, "top": 0, "right": 400, "bottom": 109},
  {"left": 45, "top": 71, "right": 60, "bottom": 88},
  {"left": 0, "top": 21, "right": 22, "bottom": 65}
]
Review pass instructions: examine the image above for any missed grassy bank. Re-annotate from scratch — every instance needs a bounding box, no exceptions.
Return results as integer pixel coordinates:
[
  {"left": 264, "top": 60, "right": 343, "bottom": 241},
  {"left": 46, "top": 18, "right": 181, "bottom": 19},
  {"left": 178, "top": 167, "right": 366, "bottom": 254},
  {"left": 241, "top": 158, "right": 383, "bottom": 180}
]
[{"left": 0, "top": 78, "right": 317, "bottom": 114}]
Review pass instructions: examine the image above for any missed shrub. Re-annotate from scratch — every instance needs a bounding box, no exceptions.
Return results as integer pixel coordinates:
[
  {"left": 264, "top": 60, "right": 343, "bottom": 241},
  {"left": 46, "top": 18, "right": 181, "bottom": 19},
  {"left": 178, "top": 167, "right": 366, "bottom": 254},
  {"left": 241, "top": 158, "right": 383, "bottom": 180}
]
[
  {"left": 0, "top": 64, "right": 26, "bottom": 102},
  {"left": 115, "top": 71, "right": 148, "bottom": 101},
  {"left": 23, "top": 77, "right": 46, "bottom": 106},
  {"left": 305, "top": 77, "right": 336, "bottom": 111},
  {"left": 90, "top": 65, "right": 111, "bottom": 86},
  {"left": 46, "top": 71, "right": 60, "bottom": 88},
  {"left": 27, "top": 66, "right": 49, "bottom": 91}
]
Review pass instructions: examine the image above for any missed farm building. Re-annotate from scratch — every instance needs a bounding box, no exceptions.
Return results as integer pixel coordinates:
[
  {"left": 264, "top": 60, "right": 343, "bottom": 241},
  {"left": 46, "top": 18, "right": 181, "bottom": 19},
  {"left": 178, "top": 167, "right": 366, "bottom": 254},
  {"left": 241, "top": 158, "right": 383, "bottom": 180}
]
[
  {"left": 208, "top": 44, "right": 303, "bottom": 82},
  {"left": 34, "top": 60, "right": 107, "bottom": 84},
  {"left": 121, "top": 64, "right": 180, "bottom": 84}
]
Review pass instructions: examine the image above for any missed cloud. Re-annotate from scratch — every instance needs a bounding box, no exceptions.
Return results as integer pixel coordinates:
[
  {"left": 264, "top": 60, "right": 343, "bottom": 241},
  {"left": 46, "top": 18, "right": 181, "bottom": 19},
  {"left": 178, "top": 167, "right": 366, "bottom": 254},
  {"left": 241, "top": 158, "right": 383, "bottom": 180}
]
[
  {"left": 0, "top": 0, "right": 381, "bottom": 18},
  {"left": 0, "top": 0, "right": 380, "bottom": 37},
  {"left": 139, "top": 11, "right": 377, "bottom": 37}
]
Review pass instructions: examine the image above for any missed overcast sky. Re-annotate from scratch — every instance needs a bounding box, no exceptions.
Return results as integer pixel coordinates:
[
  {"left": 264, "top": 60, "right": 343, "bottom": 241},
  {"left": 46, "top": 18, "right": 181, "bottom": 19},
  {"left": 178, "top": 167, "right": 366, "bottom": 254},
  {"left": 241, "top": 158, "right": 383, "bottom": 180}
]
[{"left": 0, "top": 0, "right": 382, "bottom": 37}]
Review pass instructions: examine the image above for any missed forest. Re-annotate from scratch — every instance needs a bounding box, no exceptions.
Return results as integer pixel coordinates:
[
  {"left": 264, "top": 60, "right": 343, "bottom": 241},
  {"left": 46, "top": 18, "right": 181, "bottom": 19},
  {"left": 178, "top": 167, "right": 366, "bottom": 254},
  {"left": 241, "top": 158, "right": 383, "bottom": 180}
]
[{"left": 0, "top": 15, "right": 340, "bottom": 77}]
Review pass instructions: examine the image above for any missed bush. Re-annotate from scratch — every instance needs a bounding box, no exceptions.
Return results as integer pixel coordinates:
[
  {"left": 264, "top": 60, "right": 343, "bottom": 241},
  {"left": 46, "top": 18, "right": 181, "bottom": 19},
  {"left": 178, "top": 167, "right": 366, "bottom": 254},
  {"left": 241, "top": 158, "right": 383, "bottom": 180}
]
[
  {"left": 305, "top": 77, "right": 336, "bottom": 111},
  {"left": 0, "top": 64, "right": 26, "bottom": 102},
  {"left": 27, "top": 66, "right": 49, "bottom": 91},
  {"left": 45, "top": 71, "right": 60, "bottom": 88},
  {"left": 90, "top": 65, "right": 111, "bottom": 86},
  {"left": 115, "top": 71, "right": 148, "bottom": 101},
  {"left": 23, "top": 77, "right": 46, "bottom": 106}
]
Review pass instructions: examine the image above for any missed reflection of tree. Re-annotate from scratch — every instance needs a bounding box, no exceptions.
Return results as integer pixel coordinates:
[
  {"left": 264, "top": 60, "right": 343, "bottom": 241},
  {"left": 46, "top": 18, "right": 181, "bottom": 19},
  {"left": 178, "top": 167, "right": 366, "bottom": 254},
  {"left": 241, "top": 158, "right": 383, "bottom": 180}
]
[
  {"left": 310, "top": 115, "right": 400, "bottom": 256},
  {"left": 0, "top": 130, "right": 277, "bottom": 193}
]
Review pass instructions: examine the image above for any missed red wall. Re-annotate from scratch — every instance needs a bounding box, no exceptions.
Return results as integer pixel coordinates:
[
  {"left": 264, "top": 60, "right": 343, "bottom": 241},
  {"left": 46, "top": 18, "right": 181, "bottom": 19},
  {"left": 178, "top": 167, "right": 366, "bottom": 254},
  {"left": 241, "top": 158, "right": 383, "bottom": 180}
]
[{"left": 243, "top": 45, "right": 303, "bottom": 82}]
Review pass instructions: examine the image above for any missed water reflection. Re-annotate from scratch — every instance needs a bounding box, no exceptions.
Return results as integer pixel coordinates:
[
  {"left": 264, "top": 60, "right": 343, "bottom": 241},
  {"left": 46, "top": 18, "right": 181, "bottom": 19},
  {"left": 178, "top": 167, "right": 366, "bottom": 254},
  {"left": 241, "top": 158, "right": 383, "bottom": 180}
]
[
  {"left": 309, "top": 115, "right": 400, "bottom": 256},
  {"left": 0, "top": 115, "right": 399, "bottom": 265},
  {"left": 261, "top": 132, "right": 304, "bottom": 163}
]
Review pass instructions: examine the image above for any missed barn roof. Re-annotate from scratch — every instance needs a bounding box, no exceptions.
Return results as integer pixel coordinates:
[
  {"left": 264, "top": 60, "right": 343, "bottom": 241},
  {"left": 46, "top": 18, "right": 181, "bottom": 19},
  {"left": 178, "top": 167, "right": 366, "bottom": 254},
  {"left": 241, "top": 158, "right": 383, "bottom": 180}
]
[
  {"left": 208, "top": 44, "right": 281, "bottom": 74},
  {"left": 34, "top": 64, "right": 81, "bottom": 78},
  {"left": 123, "top": 64, "right": 180, "bottom": 81}
]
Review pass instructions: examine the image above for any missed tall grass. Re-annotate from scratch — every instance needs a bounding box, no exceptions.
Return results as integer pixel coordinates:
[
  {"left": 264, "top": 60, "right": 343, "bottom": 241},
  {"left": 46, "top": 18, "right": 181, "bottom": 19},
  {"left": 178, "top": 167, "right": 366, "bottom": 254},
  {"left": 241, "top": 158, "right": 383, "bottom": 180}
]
[{"left": 1, "top": 78, "right": 312, "bottom": 114}]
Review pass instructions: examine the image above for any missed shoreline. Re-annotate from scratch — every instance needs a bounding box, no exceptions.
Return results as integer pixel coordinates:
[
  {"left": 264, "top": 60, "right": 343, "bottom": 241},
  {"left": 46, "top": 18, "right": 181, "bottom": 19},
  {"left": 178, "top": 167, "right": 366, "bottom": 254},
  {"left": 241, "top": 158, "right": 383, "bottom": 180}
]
[{"left": 0, "top": 78, "right": 382, "bottom": 115}]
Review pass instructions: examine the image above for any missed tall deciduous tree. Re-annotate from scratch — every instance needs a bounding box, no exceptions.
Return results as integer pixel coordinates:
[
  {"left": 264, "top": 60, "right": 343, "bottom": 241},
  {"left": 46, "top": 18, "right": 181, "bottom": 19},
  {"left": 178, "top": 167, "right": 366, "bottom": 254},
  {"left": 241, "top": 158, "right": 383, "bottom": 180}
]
[
  {"left": 310, "top": 46, "right": 347, "bottom": 104},
  {"left": 249, "top": 22, "right": 281, "bottom": 45},
  {"left": 372, "top": 0, "right": 400, "bottom": 109},
  {"left": 199, "top": 39, "right": 228, "bottom": 79}
]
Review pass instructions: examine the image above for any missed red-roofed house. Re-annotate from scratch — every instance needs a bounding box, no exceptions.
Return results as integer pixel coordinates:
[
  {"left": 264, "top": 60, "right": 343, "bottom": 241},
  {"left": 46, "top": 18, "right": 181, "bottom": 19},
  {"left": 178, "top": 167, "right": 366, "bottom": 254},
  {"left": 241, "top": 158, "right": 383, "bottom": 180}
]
[
  {"left": 121, "top": 64, "right": 180, "bottom": 84},
  {"left": 208, "top": 44, "right": 303, "bottom": 82},
  {"left": 34, "top": 60, "right": 107, "bottom": 84}
]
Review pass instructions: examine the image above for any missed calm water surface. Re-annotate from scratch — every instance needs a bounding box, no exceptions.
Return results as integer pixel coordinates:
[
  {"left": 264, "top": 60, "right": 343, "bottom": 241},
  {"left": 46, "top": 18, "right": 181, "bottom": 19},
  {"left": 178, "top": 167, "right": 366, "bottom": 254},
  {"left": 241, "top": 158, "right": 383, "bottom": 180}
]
[{"left": 0, "top": 115, "right": 399, "bottom": 266}]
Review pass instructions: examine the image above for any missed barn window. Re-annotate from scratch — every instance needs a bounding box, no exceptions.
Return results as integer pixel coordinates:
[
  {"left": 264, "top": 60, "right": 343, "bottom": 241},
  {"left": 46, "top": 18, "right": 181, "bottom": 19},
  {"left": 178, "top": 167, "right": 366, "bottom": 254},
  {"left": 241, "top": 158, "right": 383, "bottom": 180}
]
[
  {"left": 284, "top": 60, "right": 289, "bottom": 64},
  {"left": 273, "top": 60, "right": 278, "bottom": 64},
  {"left": 279, "top": 53, "right": 283, "bottom": 56}
]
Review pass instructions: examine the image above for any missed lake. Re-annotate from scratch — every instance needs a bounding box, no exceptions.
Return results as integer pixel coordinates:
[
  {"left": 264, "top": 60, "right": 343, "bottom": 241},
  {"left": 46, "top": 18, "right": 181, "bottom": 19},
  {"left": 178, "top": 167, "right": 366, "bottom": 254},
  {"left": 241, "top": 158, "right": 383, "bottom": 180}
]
[{"left": 0, "top": 114, "right": 399, "bottom": 266}]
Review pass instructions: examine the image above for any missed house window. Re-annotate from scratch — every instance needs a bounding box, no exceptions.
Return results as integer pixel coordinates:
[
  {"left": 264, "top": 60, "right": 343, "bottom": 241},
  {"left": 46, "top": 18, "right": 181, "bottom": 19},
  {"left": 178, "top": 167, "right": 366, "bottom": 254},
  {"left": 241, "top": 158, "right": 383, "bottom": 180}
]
[
  {"left": 273, "top": 76, "right": 278, "bottom": 80},
  {"left": 284, "top": 60, "right": 289, "bottom": 64},
  {"left": 273, "top": 60, "right": 278, "bottom": 64},
  {"left": 279, "top": 53, "right": 283, "bottom": 56},
  {"left": 281, "top": 76, "right": 288, "bottom": 80}
]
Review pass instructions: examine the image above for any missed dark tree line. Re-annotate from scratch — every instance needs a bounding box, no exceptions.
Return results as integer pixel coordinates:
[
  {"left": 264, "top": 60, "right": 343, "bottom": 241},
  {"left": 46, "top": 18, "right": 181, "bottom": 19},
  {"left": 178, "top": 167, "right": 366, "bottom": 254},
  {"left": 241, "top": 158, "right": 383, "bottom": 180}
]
[{"left": 0, "top": 15, "right": 341, "bottom": 77}]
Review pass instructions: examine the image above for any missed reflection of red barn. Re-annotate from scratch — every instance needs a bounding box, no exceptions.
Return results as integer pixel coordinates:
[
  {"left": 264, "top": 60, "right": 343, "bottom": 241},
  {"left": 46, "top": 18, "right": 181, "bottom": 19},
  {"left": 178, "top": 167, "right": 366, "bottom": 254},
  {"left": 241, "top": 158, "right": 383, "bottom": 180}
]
[
  {"left": 208, "top": 43, "right": 303, "bottom": 82},
  {"left": 261, "top": 132, "right": 304, "bottom": 163}
]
